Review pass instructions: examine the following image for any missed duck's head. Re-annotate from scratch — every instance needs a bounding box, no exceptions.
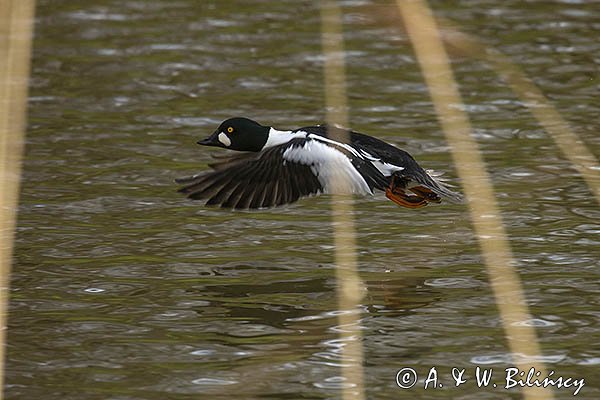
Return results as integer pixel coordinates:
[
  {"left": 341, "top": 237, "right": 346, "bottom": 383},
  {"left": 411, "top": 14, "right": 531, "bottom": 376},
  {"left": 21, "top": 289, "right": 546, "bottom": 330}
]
[{"left": 198, "top": 117, "right": 270, "bottom": 152}]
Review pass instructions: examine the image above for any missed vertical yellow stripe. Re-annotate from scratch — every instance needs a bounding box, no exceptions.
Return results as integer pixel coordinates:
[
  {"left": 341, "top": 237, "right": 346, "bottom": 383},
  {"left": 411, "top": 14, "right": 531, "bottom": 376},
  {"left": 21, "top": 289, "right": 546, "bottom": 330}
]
[
  {"left": 0, "top": 1, "right": 35, "bottom": 396},
  {"left": 442, "top": 29, "right": 600, "bottom": 203},
  {"left": 396, "top": 1, "right": 553, "bottom": 399},
  {"left": 320, "top": 2, "right": 365, "bottom": 399}
]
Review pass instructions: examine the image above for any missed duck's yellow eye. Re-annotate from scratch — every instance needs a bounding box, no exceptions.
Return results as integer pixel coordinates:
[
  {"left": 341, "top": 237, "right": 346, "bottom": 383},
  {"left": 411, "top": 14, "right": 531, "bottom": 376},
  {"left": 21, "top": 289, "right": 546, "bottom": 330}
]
[{"left": 227, "top": 127, "right": 234, "bottom": 133}]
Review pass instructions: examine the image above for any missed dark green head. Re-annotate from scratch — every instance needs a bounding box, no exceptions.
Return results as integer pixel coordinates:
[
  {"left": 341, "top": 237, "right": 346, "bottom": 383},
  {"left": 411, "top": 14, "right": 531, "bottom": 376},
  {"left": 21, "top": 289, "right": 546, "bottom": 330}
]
[{"left": 198, "top": 117, "right": 270, "bottom": 152}]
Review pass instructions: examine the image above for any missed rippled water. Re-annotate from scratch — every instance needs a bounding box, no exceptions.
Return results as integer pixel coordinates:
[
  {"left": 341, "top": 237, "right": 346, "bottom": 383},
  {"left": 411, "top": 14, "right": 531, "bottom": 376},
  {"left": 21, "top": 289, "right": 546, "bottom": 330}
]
[{"left": 7, "top": 0, "right": 600, "bottom": 399}]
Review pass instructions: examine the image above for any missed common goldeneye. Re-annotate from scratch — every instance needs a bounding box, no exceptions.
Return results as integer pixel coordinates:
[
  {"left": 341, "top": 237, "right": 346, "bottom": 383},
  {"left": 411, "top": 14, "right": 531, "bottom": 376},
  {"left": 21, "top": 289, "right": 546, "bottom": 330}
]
[{"left": 176, "top": 117, "right": 462, "bottom": 209}]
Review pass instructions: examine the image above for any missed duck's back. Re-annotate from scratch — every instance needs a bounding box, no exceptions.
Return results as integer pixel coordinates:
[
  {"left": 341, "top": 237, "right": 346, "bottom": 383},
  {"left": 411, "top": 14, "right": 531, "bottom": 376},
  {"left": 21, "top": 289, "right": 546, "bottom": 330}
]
[{"left": 296, "top": 124, "right": 422, "bottom": 173}]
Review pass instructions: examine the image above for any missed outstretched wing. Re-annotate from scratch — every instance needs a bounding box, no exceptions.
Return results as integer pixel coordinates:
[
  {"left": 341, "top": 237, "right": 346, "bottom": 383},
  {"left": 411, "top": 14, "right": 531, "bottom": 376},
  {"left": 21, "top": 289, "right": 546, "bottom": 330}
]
[{"left": 176, "top": 138, "right": 324, "bottom": 209}]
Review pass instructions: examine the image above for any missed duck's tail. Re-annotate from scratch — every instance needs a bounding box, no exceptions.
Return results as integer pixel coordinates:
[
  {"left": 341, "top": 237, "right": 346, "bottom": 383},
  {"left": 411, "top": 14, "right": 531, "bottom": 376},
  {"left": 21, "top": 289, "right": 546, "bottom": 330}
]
[
  {"left": 422, "top": 169, "right": 463, "bottom": 203},
  {"left": 417, "top": 169, "right": 464, "bottom": 203}
]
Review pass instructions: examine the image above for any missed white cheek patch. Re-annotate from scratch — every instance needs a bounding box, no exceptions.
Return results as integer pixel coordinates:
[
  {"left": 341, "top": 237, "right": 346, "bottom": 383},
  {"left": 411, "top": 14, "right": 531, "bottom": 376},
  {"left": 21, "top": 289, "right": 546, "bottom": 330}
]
[{"left": 218, "top": 132, "right": 231, "bottom": 147}]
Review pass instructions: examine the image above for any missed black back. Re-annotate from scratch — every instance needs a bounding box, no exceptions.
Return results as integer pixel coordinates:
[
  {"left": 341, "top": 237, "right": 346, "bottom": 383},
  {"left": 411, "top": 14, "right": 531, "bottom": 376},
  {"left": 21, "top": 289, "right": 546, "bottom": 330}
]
[{"left": 295, "top": 124, "right": 427, "bottom": 178}]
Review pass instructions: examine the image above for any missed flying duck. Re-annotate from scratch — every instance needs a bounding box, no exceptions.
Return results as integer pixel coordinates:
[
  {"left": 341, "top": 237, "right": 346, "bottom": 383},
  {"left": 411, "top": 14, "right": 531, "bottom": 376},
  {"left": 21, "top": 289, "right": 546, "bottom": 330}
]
[{"left": 176, "top": 117, "right": 462, "bottom": 209}]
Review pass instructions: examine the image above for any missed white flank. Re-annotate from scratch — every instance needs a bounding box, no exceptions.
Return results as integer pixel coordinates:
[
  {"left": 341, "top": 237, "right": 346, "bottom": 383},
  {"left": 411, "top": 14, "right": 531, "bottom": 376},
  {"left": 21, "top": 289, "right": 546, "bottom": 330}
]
[
  {"left": 308, "top": 134, "right": 362, "bottom": 158},
  {"left": 282, "top": 140, "right": 372, "bottom": 195},
  {"left": 372, "top": 160, "right": 404, "bottom": 176},
  {"left": 263, "top": 128, "right": 307, "bottom": 149},
  {"left": 358, "top": 149, "right": 404, "bottom": 176},
  {"left": 218, "top": 132, "right": 231, "bottom": 147}
]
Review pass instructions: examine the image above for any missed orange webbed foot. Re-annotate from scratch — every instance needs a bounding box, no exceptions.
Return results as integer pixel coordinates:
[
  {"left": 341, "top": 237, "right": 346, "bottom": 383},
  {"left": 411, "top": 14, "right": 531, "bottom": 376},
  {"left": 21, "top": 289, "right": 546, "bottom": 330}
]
[
  {"left": 409, "top": 186, "right": 442, "bottom": 203},
  {"left": 385, "top": 187, "right": 428, "bottom": 209}
]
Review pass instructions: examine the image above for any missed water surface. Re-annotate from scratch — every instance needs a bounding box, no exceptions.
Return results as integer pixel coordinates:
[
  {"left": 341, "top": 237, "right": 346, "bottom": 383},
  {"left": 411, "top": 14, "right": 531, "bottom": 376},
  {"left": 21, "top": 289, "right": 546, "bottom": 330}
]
[{"left": 7, "top": 0, "right": 600, "bottom": 399}]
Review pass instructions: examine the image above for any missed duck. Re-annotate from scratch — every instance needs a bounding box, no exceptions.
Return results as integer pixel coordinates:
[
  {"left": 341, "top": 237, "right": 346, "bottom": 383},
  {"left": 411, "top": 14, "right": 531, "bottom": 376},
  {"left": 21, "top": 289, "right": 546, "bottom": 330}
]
[{"left": 176, "top": 117, "right": 462, "bottom": 209}]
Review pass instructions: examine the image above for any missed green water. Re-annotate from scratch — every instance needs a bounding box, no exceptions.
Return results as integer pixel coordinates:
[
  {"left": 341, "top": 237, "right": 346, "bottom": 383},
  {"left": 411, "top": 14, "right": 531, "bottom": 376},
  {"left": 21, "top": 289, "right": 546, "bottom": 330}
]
[{"left": 7, "top": 0, "right": 599, "bottom": 399}]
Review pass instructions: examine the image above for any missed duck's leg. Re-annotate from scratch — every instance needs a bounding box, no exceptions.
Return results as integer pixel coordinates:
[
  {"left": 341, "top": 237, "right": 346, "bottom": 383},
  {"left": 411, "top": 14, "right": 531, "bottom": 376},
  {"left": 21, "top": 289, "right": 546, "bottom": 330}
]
[{"left": 385, "top": 175, "right": 428, "bottom": 208}]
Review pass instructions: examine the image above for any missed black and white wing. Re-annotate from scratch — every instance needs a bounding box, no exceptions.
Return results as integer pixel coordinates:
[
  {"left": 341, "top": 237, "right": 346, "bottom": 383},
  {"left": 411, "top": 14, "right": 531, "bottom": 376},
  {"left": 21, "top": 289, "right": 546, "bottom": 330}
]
[
  {"left": 176, "top": 136, "right": 391, "bottom": 209},
  {"left": 176, "top": 138, "right": 323, "bottom": 209}
]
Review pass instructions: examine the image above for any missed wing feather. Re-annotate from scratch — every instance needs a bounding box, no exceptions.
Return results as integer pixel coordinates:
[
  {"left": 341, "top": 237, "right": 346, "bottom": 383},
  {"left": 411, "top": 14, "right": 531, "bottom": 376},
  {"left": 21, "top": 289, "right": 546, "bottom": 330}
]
[{"left": 177, "top": 139, "right": 324, "bottom": 209}]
